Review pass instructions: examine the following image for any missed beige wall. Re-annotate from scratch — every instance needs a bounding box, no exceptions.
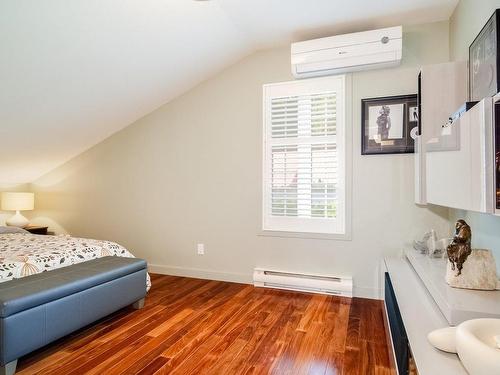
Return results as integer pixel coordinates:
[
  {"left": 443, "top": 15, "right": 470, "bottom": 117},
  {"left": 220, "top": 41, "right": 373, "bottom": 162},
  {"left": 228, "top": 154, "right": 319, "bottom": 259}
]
[
  {"left": 450, "top": 0, "right": 500, "bottom": 61},
  {"left": 31, "top": 21, "right": 451, "bottom": 298},
  {"left": 449, "top": 0, "right": 500, "bottom": 271}
]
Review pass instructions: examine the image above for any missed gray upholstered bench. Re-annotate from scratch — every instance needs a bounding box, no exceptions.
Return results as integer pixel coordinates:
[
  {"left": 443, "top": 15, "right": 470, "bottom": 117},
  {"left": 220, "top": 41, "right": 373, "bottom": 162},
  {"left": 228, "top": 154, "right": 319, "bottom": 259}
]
[{"left": 0, "top": 256, "right": 148, "bottom": 375}]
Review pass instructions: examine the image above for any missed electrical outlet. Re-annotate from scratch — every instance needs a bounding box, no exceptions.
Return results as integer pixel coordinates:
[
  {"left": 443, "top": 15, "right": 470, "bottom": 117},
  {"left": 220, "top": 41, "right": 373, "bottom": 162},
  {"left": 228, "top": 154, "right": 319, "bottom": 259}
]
[{"left": 197, "top": 243, "right": 205, "bottom": 255}]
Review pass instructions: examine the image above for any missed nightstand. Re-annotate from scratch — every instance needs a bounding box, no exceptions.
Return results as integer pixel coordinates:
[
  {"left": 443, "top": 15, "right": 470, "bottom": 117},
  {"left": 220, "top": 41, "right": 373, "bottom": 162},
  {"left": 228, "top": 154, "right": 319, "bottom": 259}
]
[{"left": 24, "top": 225, "right": 49, "bottom": 235}]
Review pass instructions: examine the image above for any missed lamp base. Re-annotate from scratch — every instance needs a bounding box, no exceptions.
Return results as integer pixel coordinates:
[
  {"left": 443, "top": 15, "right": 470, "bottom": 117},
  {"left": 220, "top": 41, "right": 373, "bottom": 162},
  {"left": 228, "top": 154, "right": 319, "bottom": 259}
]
[{"left": 6, "top": 211, "right": 29, "bottom": 228}]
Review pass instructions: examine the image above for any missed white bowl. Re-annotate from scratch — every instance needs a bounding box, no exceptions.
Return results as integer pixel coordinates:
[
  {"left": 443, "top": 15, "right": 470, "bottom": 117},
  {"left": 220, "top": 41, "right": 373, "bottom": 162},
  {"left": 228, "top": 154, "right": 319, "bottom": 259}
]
[
  {"left": 427, "top": 327, "right": 457, "bottom": 353},
  {"left": 456, "top": 319, "right": 500, "bottom": 375}
]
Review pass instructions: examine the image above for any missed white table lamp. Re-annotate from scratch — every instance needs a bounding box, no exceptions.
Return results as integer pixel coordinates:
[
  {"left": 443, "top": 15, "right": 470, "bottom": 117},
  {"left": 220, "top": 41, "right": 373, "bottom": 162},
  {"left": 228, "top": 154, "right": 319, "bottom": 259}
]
[{"left": 1, "top": 192, "right": 34, "bottom": 228}]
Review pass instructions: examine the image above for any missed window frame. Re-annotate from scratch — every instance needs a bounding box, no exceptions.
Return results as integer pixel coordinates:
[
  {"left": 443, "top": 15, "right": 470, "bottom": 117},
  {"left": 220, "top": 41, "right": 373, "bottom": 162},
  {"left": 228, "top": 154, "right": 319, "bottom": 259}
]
[{"left": 261, "top": 75, "right": 351, "bottom": 239}]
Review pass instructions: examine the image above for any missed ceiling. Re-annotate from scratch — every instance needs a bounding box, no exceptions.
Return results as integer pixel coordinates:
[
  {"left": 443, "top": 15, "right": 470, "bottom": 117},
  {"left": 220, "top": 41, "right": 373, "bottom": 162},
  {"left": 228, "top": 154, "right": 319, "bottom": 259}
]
[{"left": 0, "top": 0, "right": 458, "bottom": 184}]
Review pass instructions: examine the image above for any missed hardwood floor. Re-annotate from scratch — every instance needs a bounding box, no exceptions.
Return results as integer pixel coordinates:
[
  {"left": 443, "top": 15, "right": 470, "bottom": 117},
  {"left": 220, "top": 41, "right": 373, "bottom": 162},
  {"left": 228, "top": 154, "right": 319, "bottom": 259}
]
[{"left": 17, "top": 274, "right": 394, "bottom": 375}]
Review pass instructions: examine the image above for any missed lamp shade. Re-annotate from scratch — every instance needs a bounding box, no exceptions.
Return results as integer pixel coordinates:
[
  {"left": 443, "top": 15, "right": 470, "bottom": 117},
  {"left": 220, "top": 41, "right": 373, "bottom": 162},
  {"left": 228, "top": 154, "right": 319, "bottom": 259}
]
[{"left": 1, "top": 192, "right": 35, "bottom": 211}]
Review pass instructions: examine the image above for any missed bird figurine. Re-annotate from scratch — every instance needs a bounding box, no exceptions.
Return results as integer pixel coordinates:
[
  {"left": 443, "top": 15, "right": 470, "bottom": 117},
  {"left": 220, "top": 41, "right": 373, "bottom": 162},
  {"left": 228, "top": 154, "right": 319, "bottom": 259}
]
[{"left": 447, "top": 219, "right": 472, "bottom": 276}]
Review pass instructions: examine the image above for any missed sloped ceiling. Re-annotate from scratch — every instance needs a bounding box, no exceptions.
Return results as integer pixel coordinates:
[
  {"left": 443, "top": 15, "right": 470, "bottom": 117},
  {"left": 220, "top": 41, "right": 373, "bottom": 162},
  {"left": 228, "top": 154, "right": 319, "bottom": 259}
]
[{"left": 0, "top": 0, "right": 458, "bottom": 184}]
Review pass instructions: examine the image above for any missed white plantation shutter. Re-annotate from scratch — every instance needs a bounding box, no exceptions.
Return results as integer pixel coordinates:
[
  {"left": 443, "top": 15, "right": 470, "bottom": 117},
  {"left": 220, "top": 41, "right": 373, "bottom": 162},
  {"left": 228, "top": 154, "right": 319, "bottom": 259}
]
[{"left": 263, "top": 76, "right": 346, "bottom": 234}]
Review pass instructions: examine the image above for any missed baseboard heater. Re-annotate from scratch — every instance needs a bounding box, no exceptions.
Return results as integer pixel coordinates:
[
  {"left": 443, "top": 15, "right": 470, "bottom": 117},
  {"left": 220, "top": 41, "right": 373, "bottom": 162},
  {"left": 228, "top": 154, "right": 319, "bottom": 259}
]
[{"left": 253, "top": 268, "right": 353, "bottom": 297}]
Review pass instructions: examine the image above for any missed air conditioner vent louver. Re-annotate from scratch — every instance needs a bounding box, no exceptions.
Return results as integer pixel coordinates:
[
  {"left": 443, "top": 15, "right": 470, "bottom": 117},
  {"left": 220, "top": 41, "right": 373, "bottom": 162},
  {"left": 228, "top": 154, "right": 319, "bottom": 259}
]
[{"left": 253, "top": 268, "right": 352, "bottom": 297}]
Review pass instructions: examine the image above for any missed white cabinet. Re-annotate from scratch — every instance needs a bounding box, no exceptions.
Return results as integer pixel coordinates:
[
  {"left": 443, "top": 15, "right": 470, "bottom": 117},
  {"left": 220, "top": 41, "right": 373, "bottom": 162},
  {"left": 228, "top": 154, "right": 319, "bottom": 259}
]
[
  {"left": 425, "top": 98, "right": 495, "bottom": 213},
  {"left": 415, "top": 62, "right": 467, "bottom": 205},
  {"left": 415, "top": 61, "right": 499, "bottom": 214},
  {"left": 421, "top": 62, "right": 467, "bottom": 140}
]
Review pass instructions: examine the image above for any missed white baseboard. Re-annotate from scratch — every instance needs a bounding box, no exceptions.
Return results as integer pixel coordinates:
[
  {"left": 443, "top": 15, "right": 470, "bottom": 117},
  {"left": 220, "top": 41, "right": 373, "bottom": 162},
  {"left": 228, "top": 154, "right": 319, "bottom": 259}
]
[
  {"left": 148, "top": 263, "right": 381, "bottom": 300},
  {"left": 148, "top": 264, "right": 253, "bottom": 285},
  {"left": 353, "top": 286, "right": 382, "bottom": 300}
]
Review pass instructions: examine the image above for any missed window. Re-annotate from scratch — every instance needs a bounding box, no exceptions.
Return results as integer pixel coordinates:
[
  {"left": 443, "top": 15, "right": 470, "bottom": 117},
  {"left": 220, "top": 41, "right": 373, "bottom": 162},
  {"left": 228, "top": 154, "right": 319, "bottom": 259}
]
[{"left": 262, "top": 76, "right": 346, "bottom": 235}]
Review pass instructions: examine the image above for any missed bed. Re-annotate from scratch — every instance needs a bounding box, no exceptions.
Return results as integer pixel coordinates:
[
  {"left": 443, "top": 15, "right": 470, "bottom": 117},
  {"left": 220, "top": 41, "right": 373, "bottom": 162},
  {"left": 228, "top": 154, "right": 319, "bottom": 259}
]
[
  {"left": 0, "top": 226, "right": 151, "bottom": 375},
  {"left": 0, "top": 226, "right": 151, "bottom": 289}
]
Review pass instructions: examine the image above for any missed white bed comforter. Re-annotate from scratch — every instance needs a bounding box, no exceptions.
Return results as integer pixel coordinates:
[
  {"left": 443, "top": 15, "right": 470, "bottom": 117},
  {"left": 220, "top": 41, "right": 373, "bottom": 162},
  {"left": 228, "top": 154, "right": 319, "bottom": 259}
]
[{"left": 0, "top": 233, "right": 151, "bottom": 289}]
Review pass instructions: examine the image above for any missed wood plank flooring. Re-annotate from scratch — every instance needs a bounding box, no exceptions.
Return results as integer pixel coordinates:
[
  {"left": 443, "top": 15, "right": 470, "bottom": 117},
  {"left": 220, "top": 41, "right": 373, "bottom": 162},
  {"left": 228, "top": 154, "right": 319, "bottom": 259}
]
[{"left": 17, "top": 274, "right": 394, "bottom": 375}]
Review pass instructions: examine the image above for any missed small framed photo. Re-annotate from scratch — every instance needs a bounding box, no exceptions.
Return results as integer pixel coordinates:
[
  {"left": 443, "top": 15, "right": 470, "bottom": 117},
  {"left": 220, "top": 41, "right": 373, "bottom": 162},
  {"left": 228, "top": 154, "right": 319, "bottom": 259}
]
[
  {"left": 361, "top": 94, "right": 418, "bottom": 155},
  {"left": 469, "top": 9, "right": 500, "bottom": 101}
]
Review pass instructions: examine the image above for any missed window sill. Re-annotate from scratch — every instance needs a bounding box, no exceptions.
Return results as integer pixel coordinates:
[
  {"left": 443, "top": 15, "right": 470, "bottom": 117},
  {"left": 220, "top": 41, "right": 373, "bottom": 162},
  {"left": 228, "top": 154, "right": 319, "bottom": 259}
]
[{"left": 258, "top": 230, "right": 351, "bottom": 241}]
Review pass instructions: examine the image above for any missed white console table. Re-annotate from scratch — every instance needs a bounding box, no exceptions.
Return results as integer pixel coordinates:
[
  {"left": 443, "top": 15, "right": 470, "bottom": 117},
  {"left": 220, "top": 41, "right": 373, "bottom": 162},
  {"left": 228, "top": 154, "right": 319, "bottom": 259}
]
[{"left": 383, "top": 255, "right": 467, "bottom": 375}]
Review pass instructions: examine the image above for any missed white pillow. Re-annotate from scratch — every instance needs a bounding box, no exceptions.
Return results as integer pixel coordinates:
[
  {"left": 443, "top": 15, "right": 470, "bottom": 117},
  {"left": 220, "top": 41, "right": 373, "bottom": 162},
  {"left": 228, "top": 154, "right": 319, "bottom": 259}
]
[{"left": 0, "top": 226, "right": 29, "bottom": 234}]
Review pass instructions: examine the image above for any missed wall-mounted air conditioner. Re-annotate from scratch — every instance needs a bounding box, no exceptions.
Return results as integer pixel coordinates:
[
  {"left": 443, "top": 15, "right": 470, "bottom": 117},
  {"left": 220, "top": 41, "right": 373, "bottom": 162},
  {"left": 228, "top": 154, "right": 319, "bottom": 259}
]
[
  {"left": 291, "top": 26, "right": 402, "bottom": 78},
  {"left": 253, "top": 268, "right": 352, "bottom": 297}
]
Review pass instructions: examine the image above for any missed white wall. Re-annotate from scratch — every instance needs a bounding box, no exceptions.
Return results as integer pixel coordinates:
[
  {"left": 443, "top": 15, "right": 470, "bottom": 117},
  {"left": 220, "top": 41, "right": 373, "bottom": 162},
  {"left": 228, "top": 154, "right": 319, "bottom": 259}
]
[
  {"left": 448, "top": 0, "right": 500, "bottom": 271},
  {"left": 31, "top": 21, "right": 451, "bottom": 298}
]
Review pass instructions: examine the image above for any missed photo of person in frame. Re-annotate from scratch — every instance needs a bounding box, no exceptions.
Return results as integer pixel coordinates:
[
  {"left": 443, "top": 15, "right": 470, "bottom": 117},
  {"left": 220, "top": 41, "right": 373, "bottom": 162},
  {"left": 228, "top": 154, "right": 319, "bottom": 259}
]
[
  {"left": 368, "top": 103, "right": 404, "bottom": 142},
  {"left": 362, "top": 94, "right": 416, "bottom": 155},
  {"left": 376, "top": 105, "right": 391, "bottom": 141}
]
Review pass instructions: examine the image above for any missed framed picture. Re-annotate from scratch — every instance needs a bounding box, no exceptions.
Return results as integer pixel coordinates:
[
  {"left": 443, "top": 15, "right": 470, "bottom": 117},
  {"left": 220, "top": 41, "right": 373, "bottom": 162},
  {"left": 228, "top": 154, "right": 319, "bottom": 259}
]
[
  {"left": 469, "top": 9, "right": 500, "bottom": 101},
  {"left": 361, "top": 94, "right": 418, "bottom": 155}
]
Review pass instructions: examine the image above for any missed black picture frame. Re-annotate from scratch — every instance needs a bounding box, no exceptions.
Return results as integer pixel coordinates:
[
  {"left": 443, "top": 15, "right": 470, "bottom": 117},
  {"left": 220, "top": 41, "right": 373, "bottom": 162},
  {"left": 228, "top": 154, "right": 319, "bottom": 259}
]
[
  {"left": 469, "top": 9, "right": 500, "bottom": 102},
  {"left": 361, "top": 94, "right": 418, "bottom": 155}
]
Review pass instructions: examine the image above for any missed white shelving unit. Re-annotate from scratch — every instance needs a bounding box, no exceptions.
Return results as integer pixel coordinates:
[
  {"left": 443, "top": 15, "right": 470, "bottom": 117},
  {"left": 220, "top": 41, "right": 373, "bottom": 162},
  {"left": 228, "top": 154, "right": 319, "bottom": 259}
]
[
  {"left": 405, "top": 248, "right": 500, "bottom": 325},
  {"left": 383, "top": 255, "right": 468, "bottom": 375}
]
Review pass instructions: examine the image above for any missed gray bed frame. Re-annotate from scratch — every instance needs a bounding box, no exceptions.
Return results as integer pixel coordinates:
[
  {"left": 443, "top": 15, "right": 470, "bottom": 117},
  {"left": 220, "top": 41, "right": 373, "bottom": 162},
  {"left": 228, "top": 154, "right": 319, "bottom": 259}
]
[{"left": 0, "top": 256, "right": 148, "bottom": 375}]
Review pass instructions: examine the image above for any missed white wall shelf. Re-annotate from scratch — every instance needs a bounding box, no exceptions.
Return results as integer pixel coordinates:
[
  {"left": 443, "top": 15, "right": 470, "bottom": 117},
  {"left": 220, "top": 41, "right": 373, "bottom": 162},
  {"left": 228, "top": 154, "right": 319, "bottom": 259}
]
[{"left": 405, "top": 248, "right": 500, "bottom": 325}]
